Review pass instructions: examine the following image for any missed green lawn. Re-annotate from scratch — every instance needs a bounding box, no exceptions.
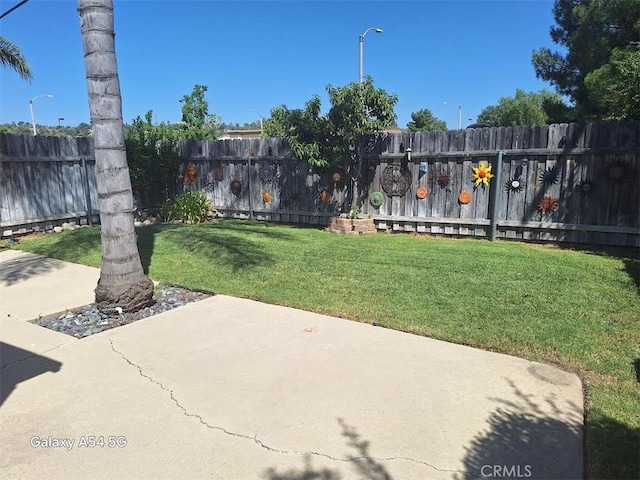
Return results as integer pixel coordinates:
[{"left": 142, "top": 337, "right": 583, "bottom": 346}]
[{"left": 8, "top": 221, "right": 640, "bottom": 479}]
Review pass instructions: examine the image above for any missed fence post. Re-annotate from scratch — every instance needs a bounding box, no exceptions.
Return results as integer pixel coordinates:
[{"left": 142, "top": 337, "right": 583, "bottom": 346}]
[
  {"left": 488, "top": 151, "right": 503, "bottom": 241},
  {"left": 81, "top": 157, "right": 93, "bottom": 226},
  {"left": 247, "top": 156, "right": 254, "bottom": 220}
]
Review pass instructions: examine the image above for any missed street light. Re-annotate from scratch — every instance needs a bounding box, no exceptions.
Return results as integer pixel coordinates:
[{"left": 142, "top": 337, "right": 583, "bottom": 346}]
[
  {"left": 249, "top": 109, "right": 264, "bottom": 134},
  {"left": 359, "top": 27, "right": 383, "bottom": 85},
  {"left": 29, "top": 94, "right": 54, "bottom": 136},
  {"left": 443, "top": 101, "right": 462, "bottom": 130}
]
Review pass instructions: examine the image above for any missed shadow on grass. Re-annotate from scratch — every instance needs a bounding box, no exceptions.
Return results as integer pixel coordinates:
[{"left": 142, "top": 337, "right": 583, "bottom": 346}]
[
  {"left": 263, "top": 418, "right": 394, "bottom": 480},
  {"left": 136, "top": 226, "right": 156, "bottom": 275},
  {"left": 5, "top": 228, "right": 102, "bottom": 269},
  {"left": 0, "top": 342, "right": 62, "bottom": 407},
  {"left": 585, "top": 413, "right": 640, "bottom": 480},
  {"left": 549, "top": 242, "right": 639, "bottom": 292},
  {"left": 153, "top": 221, "right": 296, "bottom": 272}
]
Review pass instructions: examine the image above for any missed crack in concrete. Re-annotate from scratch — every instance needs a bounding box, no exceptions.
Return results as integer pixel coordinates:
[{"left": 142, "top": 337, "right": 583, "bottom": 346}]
[{"left": 108, "top": 338, "right": 470, "bottom": 476}]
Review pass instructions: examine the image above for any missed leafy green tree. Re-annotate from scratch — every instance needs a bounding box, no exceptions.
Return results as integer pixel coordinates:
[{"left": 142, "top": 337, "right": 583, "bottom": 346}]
[
  {"left": 0, "top": 36, "right": 32, "bottom": 80},
  {"left": 584, "top": 48, "right": 640, "bottom": 121},
  {"left": 476, "top": 89, "right": 571, "bottom": 126},
  {"left": 125, "top": 110, "right": 181, "bottom": 206},
  {"left": 263, "top": 76, "right": 397, "bottom": 168},
  {"left": 532, "top": 0, "right": 640, "bottom": 120},
  {"left": 263, "top": 76, "right": 397, "bottom": 209},
  {"left": 407, "top": 109, "right": 447, "bottom": 132},
  {"left": 179, "top": 84, "right": 222, "bottom": 140}
]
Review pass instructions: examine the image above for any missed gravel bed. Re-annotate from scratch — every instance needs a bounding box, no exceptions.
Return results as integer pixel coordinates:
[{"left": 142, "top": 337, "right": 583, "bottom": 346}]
[{"left": 31, "top": 285, "right": 212, "bottom": 338}]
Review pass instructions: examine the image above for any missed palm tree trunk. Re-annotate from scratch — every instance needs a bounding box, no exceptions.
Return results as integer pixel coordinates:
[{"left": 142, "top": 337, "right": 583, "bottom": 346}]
[{"left": 78, "top": 0, "right": 153, "bottom": 311}]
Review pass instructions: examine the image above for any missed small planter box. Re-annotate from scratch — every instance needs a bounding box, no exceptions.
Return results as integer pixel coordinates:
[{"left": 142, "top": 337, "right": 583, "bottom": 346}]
[{"left": 328, "top": 217, "right": 376, "bottom": 235}]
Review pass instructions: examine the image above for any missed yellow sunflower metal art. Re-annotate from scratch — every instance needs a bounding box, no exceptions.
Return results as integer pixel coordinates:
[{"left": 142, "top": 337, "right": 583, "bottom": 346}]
[{"left": 472, "top": 162, "right": 494, "bottom": 187}]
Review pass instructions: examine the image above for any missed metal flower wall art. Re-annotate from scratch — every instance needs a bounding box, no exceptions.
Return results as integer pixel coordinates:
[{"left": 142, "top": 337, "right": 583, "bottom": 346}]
[
  {"left": 437, "top": 172, "right": 452, "bottom": 189},
  {"left": 508, "top": 163, "right": 526, "bottom": 193},
  {"left": 537, "top": 196, "right": 559, "bottom": 214},
  {"left": 506, "top": 177, "right": 524, "bottom": 193},
  {"left": 576, "top": 180, "right": 594, "bottom": 196},
  {"left": 472, "top": 162, "right": 494, "bottom": 188},
  {"left": 540, "top": 166, "right": 559, "bottom": 186},
  {"left": 262, "top": 192, "right": 272, "bottom": 203}
]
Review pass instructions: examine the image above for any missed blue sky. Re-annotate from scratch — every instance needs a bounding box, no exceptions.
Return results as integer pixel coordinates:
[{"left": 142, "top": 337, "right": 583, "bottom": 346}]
[{"left": 0, "top": 0, "right": 561, "bottom": 130}]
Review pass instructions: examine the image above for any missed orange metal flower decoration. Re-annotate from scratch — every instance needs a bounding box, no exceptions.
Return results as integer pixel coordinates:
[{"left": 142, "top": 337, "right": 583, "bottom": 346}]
[{"left": 262, "top": 192, "right": 271, "bottom": 203}]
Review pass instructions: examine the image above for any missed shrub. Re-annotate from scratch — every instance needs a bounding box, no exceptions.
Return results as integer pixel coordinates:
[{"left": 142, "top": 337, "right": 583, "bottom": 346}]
[{"left": 161, "top": 191, "right": 217, "bottom": 223}]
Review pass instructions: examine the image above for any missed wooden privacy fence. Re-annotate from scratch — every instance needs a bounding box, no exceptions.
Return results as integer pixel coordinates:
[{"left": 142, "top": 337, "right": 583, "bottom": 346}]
[
  {"left": 1, "top": 122, "right": 639, "bottom": 247},
  {"left": 179, "top": 122, "right": 639, "bottom": 247},
  {"left": 0, "top": 134, "right": 99, "bottom": 235}
]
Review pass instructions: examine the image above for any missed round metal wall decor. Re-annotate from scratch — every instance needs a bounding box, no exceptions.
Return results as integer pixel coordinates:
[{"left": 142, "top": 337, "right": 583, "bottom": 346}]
[
  {"left": 381, "top": 164, "right": 412, "bottom": 197},
  {"left": 576, "top": 180, "right": 594, "bottom": 196},
  {"left": 458, "top": 190, "right": 472, "bottom": 205},
  {"left": 230, "top": 180, "right": 242, "bottom": 195},
  {"left": 369, "top": 191, "right": 384, "bottom": 208},
  {"left": 416, "top": 186, "right": 428, "bottom": 199},
  {"left": 262, "top": 192, "right": 271, "bottom": 203},
  {"left": 330, "top": 167, "right": 346, "bottom": 189},
  {"left": 606, "top": 159, "right": 630, "bottom": 182}
]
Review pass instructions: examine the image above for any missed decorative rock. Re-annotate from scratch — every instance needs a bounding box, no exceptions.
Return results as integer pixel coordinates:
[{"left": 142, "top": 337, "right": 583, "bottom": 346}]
[
  {"left": 53, "top": 226, "right": 63, "bottom": 233},
  {"left": 30, "top": 285, "right": 212, "bottom": 339},
  {"left": 143, "top": 219, "right": 152, "bottom": 226},
  {"left": 134, "top": 221, "right": 143, "bottom": 227}
]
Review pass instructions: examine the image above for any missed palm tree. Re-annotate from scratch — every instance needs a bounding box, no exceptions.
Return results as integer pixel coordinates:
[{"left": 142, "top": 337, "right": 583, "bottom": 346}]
[
  {"left": 78, "top": 0, "right": 153, "bottom": 311},
  {"left": 0, "top": 36, "right": 33, "bottom": 80}
]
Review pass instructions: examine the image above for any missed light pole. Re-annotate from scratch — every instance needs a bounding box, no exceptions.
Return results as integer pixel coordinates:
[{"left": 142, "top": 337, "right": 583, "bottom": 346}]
[
  {"left": 443, "top": 101, "right": 462, "bottom": 130},
  {"left": 249, "top": 109, "right": 264, "bottom": 134},
  {"left": 359, "top": 27, "right": 383, "bottom": 85},
  {"left": 29, "top": 94, "right": 54, "bottom": 136}
]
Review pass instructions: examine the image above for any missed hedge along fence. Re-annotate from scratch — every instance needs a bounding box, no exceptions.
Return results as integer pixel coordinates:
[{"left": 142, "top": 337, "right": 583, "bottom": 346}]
[
  {"left": 1, "top": 122, "right": 639, "bottom": 247},
  {"left": 180, "top": 122, "right": 639, "bottom": 247}
]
